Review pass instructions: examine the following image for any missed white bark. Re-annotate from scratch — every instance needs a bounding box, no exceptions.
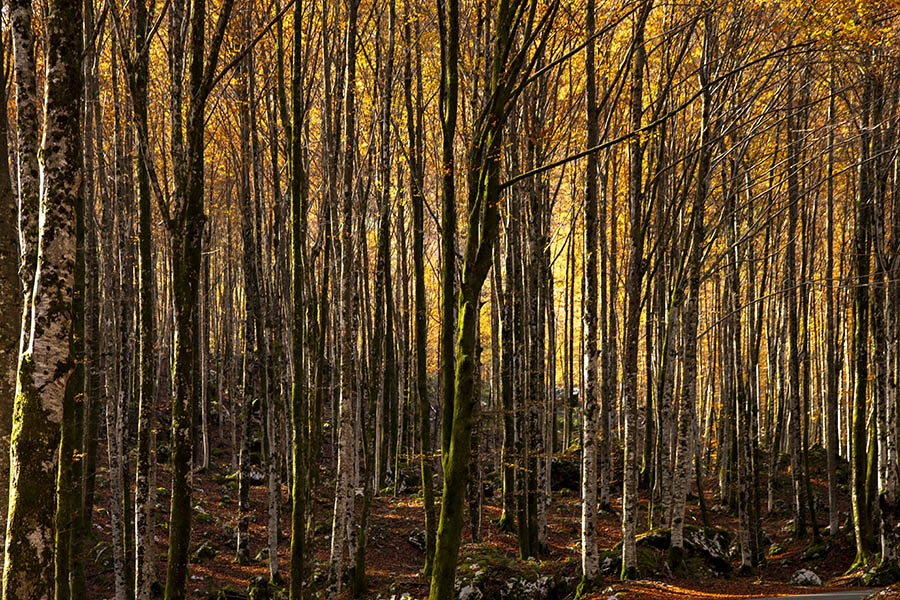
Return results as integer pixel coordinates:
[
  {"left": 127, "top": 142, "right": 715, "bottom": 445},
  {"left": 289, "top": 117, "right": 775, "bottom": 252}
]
[
  {"left": 266, "top": 379, "right": 280, "bottom": 580},
  {"left": 2, "top": 0, "right": 81, "bottom": 594}
]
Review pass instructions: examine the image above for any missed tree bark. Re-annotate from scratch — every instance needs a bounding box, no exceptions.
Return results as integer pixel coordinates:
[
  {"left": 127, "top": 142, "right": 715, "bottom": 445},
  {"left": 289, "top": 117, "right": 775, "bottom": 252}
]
[
  {"left": 0, "top": 22, "right": 20, "bottom": 574},
  {"left": 164, "top": 0, "right": 234, "bottom": 596},
  {"left": 288, "top": 0, "right": 309, "bottom": 593},
  {"left": 669, "top": 13, "right": 711, "bottom": 571},
  {"left": 403, "top": 2, "right": 436, "bottom": 573},
  {"left": 850, "top": 70, "right": 875, "bottom": 568},
  {"left": 621, "top": 2, "right": 651, "bottom": 578},
  {"left": 328, "top": 1, "right": 359, "bottom": 595},
  {"left": 580, "top": 0, "right": 601, "bottom": 585},
  {"left": 3, "top": 0, "right": 82, "bottom": 596}
]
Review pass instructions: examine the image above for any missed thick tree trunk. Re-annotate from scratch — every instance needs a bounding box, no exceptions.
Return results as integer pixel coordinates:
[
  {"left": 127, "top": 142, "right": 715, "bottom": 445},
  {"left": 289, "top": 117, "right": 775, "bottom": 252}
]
[{"left": 3, "top": 0, "right": 82, "bottom": 596}]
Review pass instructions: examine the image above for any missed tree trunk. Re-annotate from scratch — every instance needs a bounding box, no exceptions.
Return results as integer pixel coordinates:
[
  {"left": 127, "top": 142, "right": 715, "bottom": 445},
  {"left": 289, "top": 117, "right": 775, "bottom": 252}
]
[
  {"left": 0, "top": 21, "right": 20, "bottom": 574},
  {"left": 580, "top": 0, "right": 601, "bottom": 585},
  {"left": 288, "top": 0, "right": 309, "bottom": 592},
  {"left": 785, "top": 77, "right": 806, "bottom": 539},
  {"left": 328, "top": 1, "right": 359, "bottom": 595},
  {"left": 3, "top": 0, "right": 82, "bottom": 595},
  {"left": 825, "top": 71, "right": 840, "bottom": 538},
  {"left": 429, "top": 2, "right": 552, "bottom": 596},
  {"left": 850, "top": 70, "right": 875, "bottom": 568},
  {"left": 621, "top": 3, "right": 651, "bottom": 578},
  {"left": 132, "top": 0, "right": 157, "bottom": 595},
  {"left": 164, "top": 0, "right": 234, "bottom": 596},
  {"left": 669, "top": 14, "right": 711, "bottom": 571}
]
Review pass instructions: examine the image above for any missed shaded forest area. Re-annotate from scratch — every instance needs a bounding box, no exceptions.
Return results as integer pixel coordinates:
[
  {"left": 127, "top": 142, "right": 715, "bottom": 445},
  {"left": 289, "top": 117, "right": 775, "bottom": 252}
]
[{"left": 0, "top": 0, "right": 899, "bottom": 599}]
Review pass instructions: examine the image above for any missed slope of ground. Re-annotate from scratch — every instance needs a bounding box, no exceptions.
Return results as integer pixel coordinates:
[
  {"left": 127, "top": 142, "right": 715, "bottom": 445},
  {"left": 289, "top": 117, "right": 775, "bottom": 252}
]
[{"left": 84, "top": 431, "right": 874, "bottom": 599}]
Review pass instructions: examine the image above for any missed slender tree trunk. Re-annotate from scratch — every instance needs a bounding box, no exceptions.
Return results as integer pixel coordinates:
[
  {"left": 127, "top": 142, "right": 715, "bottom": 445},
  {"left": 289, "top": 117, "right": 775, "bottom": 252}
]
[
  {"left": 825, "top": 71, "right": 840, "bottom": 538},
  {"left": 621, "top": 3, "right": 651, "bottom": 578},
  {"left": 288, "top": 0, "right": 309, "bottom": 593},
  {"left": 785, "top": 77, "right": 806, "bottom": 539},
  {"left": 0, "top": 23, "right": 20, "bottom": 574},
  {"left": 9, "top": 0, "right": 40, "bottom": 327},
  {"left": 403, "top": 3, "right": 434, "bottom": 569},
  {"left": 580, "top": 0, "right": 601, "bottom": 585},
  {"left": 235, "top": 9, "right": 267, "bottom": 564},
  {"left": 328, "top": 1, "right": 359, "bottom": 595},
  {"left": 429, "top": 2, "right": 551, "bottom": 596},
  {"left": 164, "top": 0, "right": 234, "bottom": 596},
  {"left": 850, "top": 71, "right": 875, "bottom": 568},
  {"left": 669, "top": 15, "right": 710, "bottom": 571},
  {"left": 132, "top": 0, "right": 157, "bottom": 595}
]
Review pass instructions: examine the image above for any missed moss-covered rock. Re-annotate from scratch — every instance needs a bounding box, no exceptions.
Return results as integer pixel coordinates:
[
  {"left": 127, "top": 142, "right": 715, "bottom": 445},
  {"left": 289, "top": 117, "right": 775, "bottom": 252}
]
[
  {"left": 453, "top": 545, "right": 578, "bottom": 600},
  {"left": 191, "top": 540, "right": 218, "bottom": 563},
  {"left": 682, "top": 525, "right": 732, "bottom": 574},
  {"left": 195, "top": 507, "right": 215, "bottom": 525},
  {"left": 858, "top": 561, "right": 900, "bottom": 587},
  {"left": 617, "top": 525, "right": 732, "bottom": 575},
  {"left": 802, "top": 539, "right": 831, "bottom": 561},
  {"left": 248, "top": 575, "right": 271, "bottom": 600},
  {"left": 598, "top": 547, "right": 660, "bottom": 578},
  {"left": 206, "top": 586, "right": 247, "bottom": 600}
]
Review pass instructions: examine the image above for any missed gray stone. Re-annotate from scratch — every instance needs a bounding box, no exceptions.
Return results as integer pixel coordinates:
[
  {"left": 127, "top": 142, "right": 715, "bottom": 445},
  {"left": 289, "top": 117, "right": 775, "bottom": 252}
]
[{"left": 790, "top": 568, "right": 822, "bottom": 586}]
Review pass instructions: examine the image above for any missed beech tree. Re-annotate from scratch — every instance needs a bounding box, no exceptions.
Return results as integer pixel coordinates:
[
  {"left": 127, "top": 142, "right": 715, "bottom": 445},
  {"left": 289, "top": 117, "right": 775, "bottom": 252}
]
[
  {"left": 3, "top": 0, "right": 82, "bottom": 596},
  {"left": 163, "top": 0, "right": 235, "bottom": 596},
  {"left": 0, "top": 24, "right": 18, "bottom": 571}
]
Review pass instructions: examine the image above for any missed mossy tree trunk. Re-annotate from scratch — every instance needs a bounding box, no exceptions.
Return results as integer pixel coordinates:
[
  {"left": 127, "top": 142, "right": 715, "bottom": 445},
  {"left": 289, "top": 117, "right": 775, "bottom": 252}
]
[
  {"left": 164, "top": 0, "right": 234, "bottom": 596},
  {"left": 3, "top": 0, "right": 82, "bottom": 596},
  {"left": 0, "top": 25, "right": 20, "bottom": 574},
  {"left": 428, "top": 2, "right": 557, "bottom": 597}
]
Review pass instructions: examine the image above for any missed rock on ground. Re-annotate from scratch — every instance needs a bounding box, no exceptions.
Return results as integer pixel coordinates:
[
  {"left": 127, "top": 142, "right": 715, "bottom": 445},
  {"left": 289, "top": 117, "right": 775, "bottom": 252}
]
[{"left": 790, "top": 568, "right": 822, "bottom": 586}]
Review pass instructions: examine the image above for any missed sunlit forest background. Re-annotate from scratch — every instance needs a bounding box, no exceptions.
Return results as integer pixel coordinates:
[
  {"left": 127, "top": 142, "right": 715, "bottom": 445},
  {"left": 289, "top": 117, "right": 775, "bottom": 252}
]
[{"left": 0, "top": 0, "right": 899, "bottom": 599}]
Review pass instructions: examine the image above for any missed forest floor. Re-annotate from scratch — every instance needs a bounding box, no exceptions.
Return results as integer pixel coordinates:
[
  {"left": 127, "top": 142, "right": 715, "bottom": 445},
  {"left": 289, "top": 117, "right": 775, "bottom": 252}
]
[{"left": 84, "top": 436, "right": 879, "bottom": 600}]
